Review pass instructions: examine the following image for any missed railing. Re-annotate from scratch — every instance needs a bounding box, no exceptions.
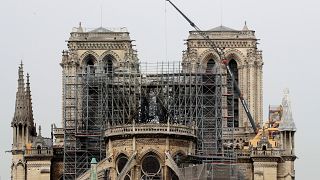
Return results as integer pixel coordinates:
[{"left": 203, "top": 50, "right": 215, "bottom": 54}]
[
  {"left": 189, "top": 30, "right": 255, "bottom": 39},
  {"left": 251, "top": 150, "right": 281, "bottom": 157},
  {"left": 69, "top": 28, "right": 130, "bottom": 41},
  {"left": 105, "top": 124, "right": 196, "bottom": 138},
  {"left": 53, "top": 128, "right": 64, "bottom": 135},
  {"left": 236, "top": 152, "right": 251, "bottom": 158},
  {"left": 25, "top": 148, "right": 53, "bottom": 156},
  {"left": 72, "top": 27, "right": 128, "bottom": 33}
]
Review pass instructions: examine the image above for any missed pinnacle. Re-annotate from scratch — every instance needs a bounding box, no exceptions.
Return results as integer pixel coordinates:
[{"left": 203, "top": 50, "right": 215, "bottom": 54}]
[
  {"left": 242, "top": 21, "right": 249, "bottom": 31},
  {"left": 12, "top": 63, "right": 35, "bottom": 128},
  {"left": 279, "top": 88, "right": 296, "bottom": 131}
]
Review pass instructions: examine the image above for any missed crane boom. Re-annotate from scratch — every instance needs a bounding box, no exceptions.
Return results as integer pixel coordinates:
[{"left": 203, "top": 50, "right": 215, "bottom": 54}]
[{"left": 166, "top": 0, "right": 258, "bottom": 133}]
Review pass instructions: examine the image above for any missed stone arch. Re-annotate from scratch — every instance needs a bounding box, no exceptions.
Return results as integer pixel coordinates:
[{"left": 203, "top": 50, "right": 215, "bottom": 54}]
[
  {"left": 16, "top": 162, "right": 25, "bottom": 179},
  {"left": 79, "top": 51, "right": 99, "bottom": 66},
  {"left": 16, "top": 160, "right": 24, "bottom": 168},
  {"left": 100, "top": 51, "right": 120, "bottom": 73},
  {"left": 115, "top": 153, "right": 129, "bottom": 174},
  {"left": 138, "top": 148, "right": 164, "bottom": 164},
  {"left": 224, "top": 48, "right": 246, "bottom": 66},
  {"left": 114, "top": 150, "right": 130, "bottom": 161},
  {"left": 99, "top": 50, "right": 120, "bottom": 65},
  {"left": 198, "top": 49, "right": 220, "bottom": 65},
  {"left": 140, "top": 150, "right": 162, "bottom": 177},
  {"left": 198, "top": 50, "right": 220, "bottom": 73}
]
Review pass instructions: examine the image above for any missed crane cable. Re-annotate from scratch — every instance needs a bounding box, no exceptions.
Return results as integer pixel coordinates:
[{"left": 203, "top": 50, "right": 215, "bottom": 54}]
[{"left": 164, "top": 0, "right": 168, "bottom": 61}]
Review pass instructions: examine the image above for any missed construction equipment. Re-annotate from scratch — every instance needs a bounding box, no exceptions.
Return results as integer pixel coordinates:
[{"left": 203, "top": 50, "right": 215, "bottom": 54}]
[{"left": 166, "top": 0, "right": 258, "bottom": 133}]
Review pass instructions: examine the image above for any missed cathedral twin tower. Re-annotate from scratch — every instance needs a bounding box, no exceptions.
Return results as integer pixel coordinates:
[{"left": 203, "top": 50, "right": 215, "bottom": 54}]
[{"left": 10, "top": 24, "right": 295, "bottom": 180}]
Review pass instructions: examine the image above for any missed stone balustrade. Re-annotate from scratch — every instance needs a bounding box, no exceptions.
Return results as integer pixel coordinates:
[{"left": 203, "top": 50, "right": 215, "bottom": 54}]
[
  {"left": 25, "top": 148, "right": 53, "bottom": 156},
  {"left": 236, "top": 152, "right": 251, "bottom": 158},
  {"left": 105, "top": 123, "right": 196, "bottom": 138},
  {"left": 251, "top": 150, "right": 281, "bottom": 157},
  {"left": 70, "top": 30, "right": 130, "bottom": 41},
  {"left": 53, "top": 128, "right": 64, "bottom": 135},
  {"left": 189, "top": 30, "right": 255, "bottom": 39}
]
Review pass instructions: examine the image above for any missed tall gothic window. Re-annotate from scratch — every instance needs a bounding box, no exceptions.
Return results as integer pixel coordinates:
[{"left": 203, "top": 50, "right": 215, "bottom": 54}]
[
  {"left": 228, "top": 59, "right": 239, "bottom": 127},
  {"left": 102, "top": 55, "right": 115, "bottom": 73},
  {"left": 206, "top": 59, "right": 215, "bottom": 73},
  {"left": 83, "top": 55, "right": 96, "bottom": 74}
]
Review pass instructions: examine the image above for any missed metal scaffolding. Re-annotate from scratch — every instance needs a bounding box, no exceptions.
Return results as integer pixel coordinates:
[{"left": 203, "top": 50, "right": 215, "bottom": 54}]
[{"left": 63, "top": 61, "right": 237, "bottom": 179}]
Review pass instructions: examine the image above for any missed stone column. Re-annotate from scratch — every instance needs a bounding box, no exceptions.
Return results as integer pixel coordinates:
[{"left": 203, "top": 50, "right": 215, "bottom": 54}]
[
  {"left": 243, "top": 62, "right": 250, "bottom": 129},
  {"left": 284, "top": 132, "right": 287, "bottom": 153},
  {"left": 280, "top": 132, "right": 283, "bottom": 149},
  {"left": 258, "top": 65, "right": 263, "bottom": 124},
  {"left": 248, "top": 62, "right": 255, "bottom": 127},
  {"left": 21, "top": 125, "right": 25, "bottom": 147},
  {"left": 132, "top": 136, "right": 136, "bottom": 151},
  {"left": 17, "top": 126, "right": 20, "bottom": 148},
  {"left": 292, "top": 132, "right": 295, "bottom": 154},
  {"left": 289, "top": 132, "right": 292, "bottom": 154},
  {"left": 255, "top": 65, "right": 260, "bottom": 124},
  {"left": 238, "top": 65, "right": 245, "bottom": 127},
  {"left": 26, "top": 127, "right": 29, "bottom": 144},
  {"left": 135, "top": 166, "right": 141, "bottom": 180},
  {"left": 13, "top": 126, "right": 17, "bottom": 145}
]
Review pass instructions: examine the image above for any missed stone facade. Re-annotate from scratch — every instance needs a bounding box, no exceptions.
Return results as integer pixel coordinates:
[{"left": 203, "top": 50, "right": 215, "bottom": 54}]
[
  {"left": 76, "top": 134, "right": 196, "bottom": 180},
  {"left": 10, "top": 24, "right": 296, "bottom": 180}
]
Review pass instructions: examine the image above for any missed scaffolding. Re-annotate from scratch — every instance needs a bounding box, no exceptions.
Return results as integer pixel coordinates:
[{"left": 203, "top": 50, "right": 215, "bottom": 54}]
[{"left": 63, "top": 62, "right": 237, "bottom": 179}]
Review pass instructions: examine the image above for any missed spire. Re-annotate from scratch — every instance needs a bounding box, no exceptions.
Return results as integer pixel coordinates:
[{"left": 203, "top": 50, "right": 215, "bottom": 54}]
[
  {"left": 279, "top": 89, "right": 296, "bottom": 131},
  {"left": 38, "top": 125, "right": 42, "bottom": 136},
  {"left": 12, "top": 63, "right": 28, "bottom": 126},
  {"left": 242, "top": 21, "right": 249, "bottom": 31},
  {"left": 77, "top": 22, "right": 84, "bottom": 32},
  {"left": 18, "top": 62, "right": 25, "bottom": 94},
  {"left": 25, "top": 73, "right": 35, "bottom": 127}
]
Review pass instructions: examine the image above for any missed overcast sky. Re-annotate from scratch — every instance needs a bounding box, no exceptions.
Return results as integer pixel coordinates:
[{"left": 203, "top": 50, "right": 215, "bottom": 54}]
[{"left": 0, "top": 0, "right": 319, "bottom": 179}]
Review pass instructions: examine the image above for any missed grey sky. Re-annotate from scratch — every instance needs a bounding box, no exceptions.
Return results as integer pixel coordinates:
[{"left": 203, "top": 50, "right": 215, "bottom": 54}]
[{"left": 0, "top": 0, "right": 318, "bottom": 179}]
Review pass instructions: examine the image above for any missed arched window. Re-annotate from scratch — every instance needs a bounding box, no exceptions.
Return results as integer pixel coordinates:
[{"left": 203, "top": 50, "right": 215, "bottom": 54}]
[
  {"left": 229, "top": 59, "right": 238, "bottom": 83},
  {"left": 262, "top": 145, "right": 267, "bottom": 151},
  {"left": 116, "top": 154, "right": 128, "bottom": 175},
  {"left": 37, "top": 145, "right": 41, "bottom": 154},
  {"left": 102, "top": 55, "right": 115, "bottom": 73},
  {"left": 206, "top": 59, "right": 215, "bottom": 73},
  {"left": 83, "top": 55, "right": 96, "bottom": 74},
  {"left": 141, "top": 152, "right": 162, "bottom": 179},
  {"left": 227, "top": 59, "right": 239, "bottom": 127}
]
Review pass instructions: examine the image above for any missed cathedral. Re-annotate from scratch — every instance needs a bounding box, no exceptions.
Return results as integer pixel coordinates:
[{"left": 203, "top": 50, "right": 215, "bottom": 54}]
[{"left": 10, "top": 23, "right": 296, "bottom": 180}]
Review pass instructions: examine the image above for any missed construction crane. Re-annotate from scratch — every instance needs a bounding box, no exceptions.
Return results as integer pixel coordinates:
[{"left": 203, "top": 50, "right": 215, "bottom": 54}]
[{"left": 166, "top": 0, "right": 258, "bottom": 133}]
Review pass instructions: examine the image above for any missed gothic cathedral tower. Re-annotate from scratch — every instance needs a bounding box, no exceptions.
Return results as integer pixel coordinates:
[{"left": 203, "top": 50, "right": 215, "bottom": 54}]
[
  {"left": 60, "top": 24, "right": 139, "bottom": 179},
  {"left": 182, "top": 25, "right": 263, "bottom": 131}
]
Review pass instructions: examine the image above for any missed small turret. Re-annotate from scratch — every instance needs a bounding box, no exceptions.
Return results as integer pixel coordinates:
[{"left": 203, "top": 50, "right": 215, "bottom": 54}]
[
  {"left": 279, "top": 88, "right": 296, "bottom": 155},
  {"left": 279, "top": 89, "right": 296, "bottom": 131},
  {"left": 90, "top": 158, "right": 98, "bottom": 180},
  {"left": 277, "top": 89, "right": 296, "bottom": 180}
]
